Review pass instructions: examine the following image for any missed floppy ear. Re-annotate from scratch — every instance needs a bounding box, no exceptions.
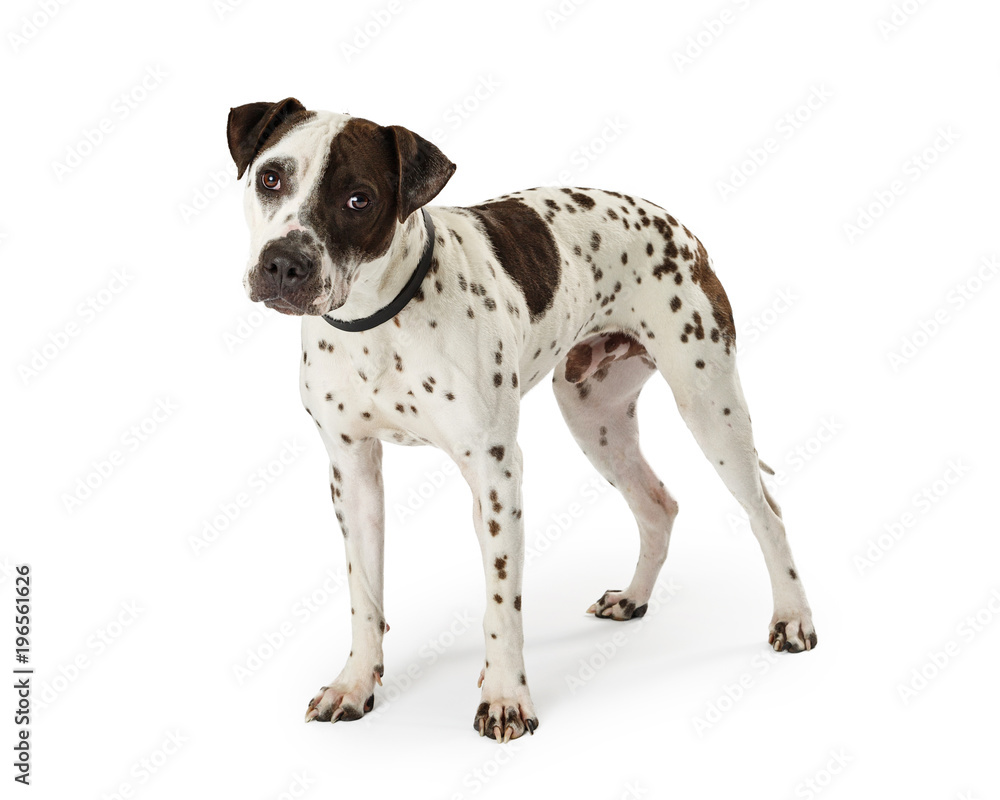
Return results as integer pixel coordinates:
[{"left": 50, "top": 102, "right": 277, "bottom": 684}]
[
  {"left": 385, "top": 125, "right": 457, "bottom": 223},
  {"left": 227, "top": 97, "right": 307, "bottom": 179}
]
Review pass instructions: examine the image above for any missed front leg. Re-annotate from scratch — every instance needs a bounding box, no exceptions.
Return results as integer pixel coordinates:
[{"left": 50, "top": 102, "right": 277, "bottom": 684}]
[
  {"left": 305, "top": 435, "right": 386, "bottom": 723},
  {"left": 462, "top": 440, "right": 539, "bottom": 742}
]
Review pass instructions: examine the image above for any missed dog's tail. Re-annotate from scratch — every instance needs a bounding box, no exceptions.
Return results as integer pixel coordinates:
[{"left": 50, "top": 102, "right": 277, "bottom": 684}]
[{"left": 758, "top": 458, "right": 782, "bottom": 518}]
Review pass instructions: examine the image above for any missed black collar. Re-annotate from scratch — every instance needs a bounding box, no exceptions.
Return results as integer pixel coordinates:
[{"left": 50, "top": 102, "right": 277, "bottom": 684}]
[{"left": 322, "top": 209, "right": 435, "bottom": 332}]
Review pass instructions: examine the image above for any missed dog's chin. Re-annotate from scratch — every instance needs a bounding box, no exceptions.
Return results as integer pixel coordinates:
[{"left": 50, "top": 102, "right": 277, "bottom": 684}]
[{"left": 263, "top": 297, "right": 307, "bottom": 316}]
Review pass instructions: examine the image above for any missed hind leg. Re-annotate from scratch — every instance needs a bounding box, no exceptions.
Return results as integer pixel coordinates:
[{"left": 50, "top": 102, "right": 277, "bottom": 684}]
[
  {"left": 667, "top": 358, "right": 817, "bottom": 652},
  {"left": 554, "top": 335, "right": 678, "bottom": 621}
]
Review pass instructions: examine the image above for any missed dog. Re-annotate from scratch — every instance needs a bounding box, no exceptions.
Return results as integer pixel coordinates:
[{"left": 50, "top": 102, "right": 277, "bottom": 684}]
[{"left": 227, "top": 97, "right": 817, "bottom": 742}]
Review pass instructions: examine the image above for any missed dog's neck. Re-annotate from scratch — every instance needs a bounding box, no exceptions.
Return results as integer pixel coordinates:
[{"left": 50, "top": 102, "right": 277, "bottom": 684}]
[{"left": 324, "top": 210, "right": 432, "bottom": 328}]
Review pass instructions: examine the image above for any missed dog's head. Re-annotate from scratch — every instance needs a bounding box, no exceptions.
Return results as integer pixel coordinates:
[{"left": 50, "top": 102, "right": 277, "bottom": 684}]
[{"left": 227, "top": 98, "right": 456, "bottom": 316}]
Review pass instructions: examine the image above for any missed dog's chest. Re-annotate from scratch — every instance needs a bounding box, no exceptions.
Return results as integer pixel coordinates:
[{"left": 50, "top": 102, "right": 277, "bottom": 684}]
[{"left": 300, "top": 322, "right": 474, "bottom": 446}]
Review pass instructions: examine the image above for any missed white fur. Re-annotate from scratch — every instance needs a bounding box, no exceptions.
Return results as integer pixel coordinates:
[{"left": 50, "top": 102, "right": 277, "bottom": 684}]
[{"left": 239, "top": 125, "right": 817, "bottom": 740}]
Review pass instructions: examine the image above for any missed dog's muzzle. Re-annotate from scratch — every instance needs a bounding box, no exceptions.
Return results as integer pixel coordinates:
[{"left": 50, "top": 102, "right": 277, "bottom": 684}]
[{"left": 251, "top": 230, "right": 324, "bottom": 315}]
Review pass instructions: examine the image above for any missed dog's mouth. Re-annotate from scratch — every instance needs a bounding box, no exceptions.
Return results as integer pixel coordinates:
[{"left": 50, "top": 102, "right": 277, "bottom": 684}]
[
  {"left": 263, "top": 296, "right": 308, "bottom": 316},
  {"left": 262, "top": 292, "right": 343, "bottom": 317}
]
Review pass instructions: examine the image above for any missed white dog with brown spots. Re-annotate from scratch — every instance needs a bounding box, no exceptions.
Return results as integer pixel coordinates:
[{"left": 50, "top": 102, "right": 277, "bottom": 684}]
[{"left": 227, "top": 98, "right": 817, "bottom": 742}]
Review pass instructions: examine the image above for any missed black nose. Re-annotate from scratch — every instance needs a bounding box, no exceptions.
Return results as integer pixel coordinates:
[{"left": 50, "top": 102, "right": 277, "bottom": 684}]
[{"left": 263, "top": 249, "right": 314, "bottom": 290}]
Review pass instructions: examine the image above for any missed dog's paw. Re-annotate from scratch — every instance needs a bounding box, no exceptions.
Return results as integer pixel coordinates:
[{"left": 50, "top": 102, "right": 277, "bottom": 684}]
[
  {"left": 587, "top": 589, "right": 648, "bottom": 621},
  {"left": 304, "top": 667, "right": 381, "bottom": 723},
  {"left": 769, "top": 614, "right": 818, "bottom": 653},
  {"left": 473, "top": 691, "right": 538, "bottom": 743}
]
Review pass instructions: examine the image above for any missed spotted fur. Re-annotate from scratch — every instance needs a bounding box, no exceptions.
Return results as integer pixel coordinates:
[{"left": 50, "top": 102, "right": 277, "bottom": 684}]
[{"left": 229, "top": 99, "right": 817, "bottom": 743}]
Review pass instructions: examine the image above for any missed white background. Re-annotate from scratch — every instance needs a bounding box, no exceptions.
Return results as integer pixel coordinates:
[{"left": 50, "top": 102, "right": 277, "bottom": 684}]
[{"left": 4, "top": 0, "right": 999, "bottom": 797}]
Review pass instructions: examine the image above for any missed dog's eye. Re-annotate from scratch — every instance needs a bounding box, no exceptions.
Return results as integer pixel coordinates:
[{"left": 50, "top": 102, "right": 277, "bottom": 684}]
[
  {"left": 260, "top": 170, "right": 281, "bottom": 191},
  {"left": 347, "top": 193, "right": 370, "bottom": 211}
]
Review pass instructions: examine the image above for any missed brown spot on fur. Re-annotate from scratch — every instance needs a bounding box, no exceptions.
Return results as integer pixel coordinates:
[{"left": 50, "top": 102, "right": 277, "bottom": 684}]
[
  {"left": 692, "top": 311, "right": 705, "bottom": 340},
  {"left": 564, "top": 343, "right": 592, "bottom": 383},
  {"left": 652, "top": 258, "right": 679, "bottom": 281},
  {"left": 652, "top": 217, "right": 672, "bottom": 238},
  {"left": 690, "top": 240, "right": 735, "bottom": 354},
  {"left": 468, "top": 199, "right": 561, "bottom": 322},
  {"left": 565, "top": 331, "right": 651, "bottom": 384}
]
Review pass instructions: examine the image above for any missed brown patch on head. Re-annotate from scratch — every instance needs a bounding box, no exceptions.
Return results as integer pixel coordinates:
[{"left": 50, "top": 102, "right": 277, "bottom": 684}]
[
  {"left": 227, "top": 97, "right": 311, "bottom": 179},
  {"left": 467, "top": 199, "right": 561, "bottom": 322},
  {"left": 300, "top": 118, "right": 401, "bottom": 268},
  {"left": 690, "top": 239, "right": 735, "bottom": 354},
  {"left": 296, "top": 118, "right": 453, "bottom": 300},
  {"left": 384, "top": 124, "right": 457, "bottom": 223}
]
